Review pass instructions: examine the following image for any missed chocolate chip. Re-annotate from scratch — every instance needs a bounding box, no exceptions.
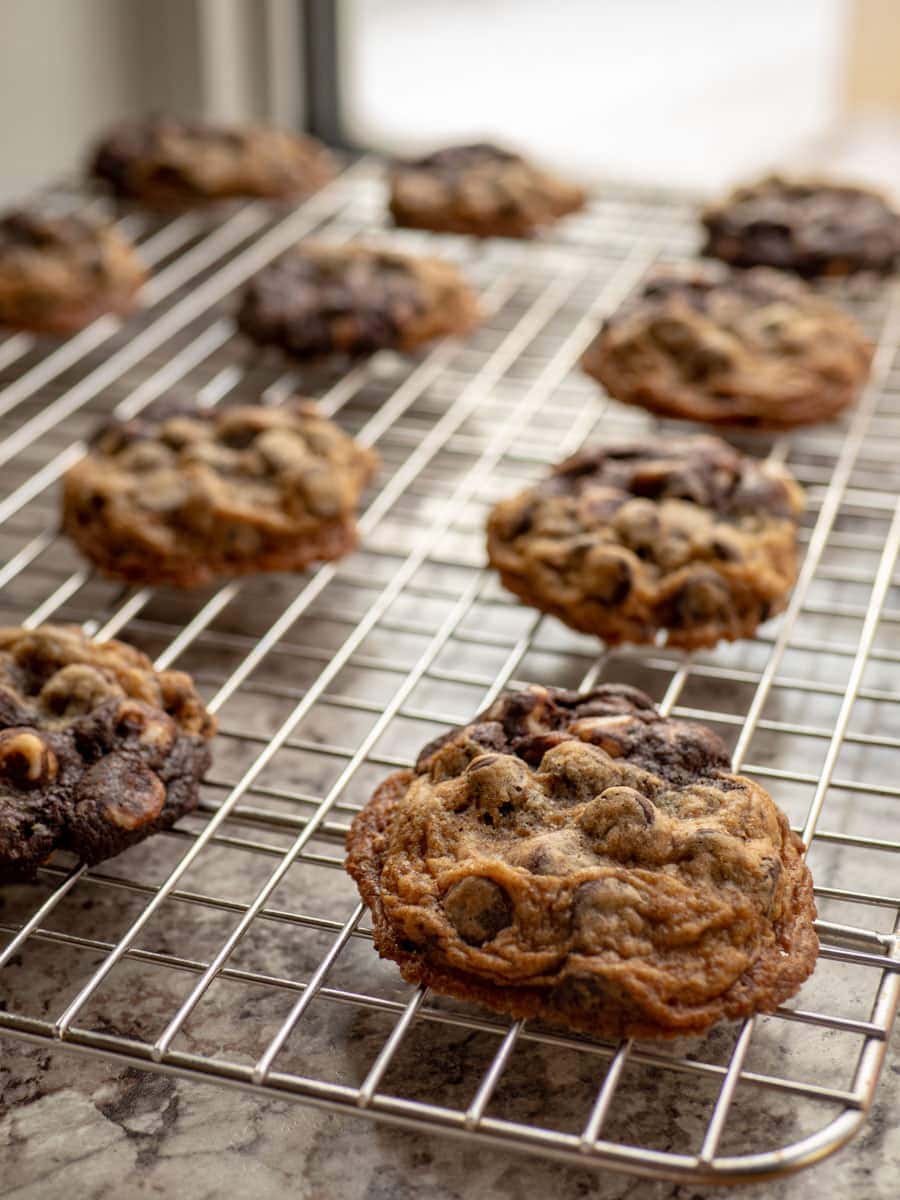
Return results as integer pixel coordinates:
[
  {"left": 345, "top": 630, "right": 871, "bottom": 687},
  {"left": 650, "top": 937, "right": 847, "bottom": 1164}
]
[
  {"left": 745, "top": 218, "right": 793, "bottom": 242},
  {"left": 612, "top": 498, "right": 660, "bottom": 552},
  {"left": 512, "top": 730, "right": 573, "bottom": 765},
  {"left": 604, "top": 786, "right": 656, "bottom": 823},
  {"left": 415, "top": 721, "right": 505, "bottom": 776},
  {"left": 550, "top": 971, "right": 632, "bottom": 1019},
  {"left": 539, "top": 740, "right": 619, "bottom": 803},
  {"left": 523, "top": 844, "right": 558, "bottom": 875},
  {"left": 554, "top": 450, "right": 606, "bottom": 482},
  {"left": 582, "top": 548, "right": 633, "bottom": 604},
  {"left": 666, "top": 570, "right": 732, "bottom": 626},
  {"left": 710, "top": 532, "right": 744, "bottom": 562},
  {"left": 579, "top": 786, "right": 656, "bottom": 844},
  {"left": 464, "top": 752, "right": 532, "bottom": 814},
  {"left": 466, "top": 754, "right": 501, "bottom": 773},
  {"left": 503, "top": 500, "right": 536, "bottom": 540},
  {"left": 576, "top": 487, "right": 626, "bottom": 526},
  {"left": 443, "top": 876, "right": 512, "bottom": 945},
  {"left": 75, "top": 753, "right": 166, "bottom": 831},
  {"left": 219, "top": 422, "right": 259, "bottom": 450}
]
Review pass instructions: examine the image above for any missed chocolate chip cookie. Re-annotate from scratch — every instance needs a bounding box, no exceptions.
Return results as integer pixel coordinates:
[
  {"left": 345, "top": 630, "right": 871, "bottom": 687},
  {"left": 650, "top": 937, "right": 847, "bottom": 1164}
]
[
  {"left": 0, "top": 624, "right": 216, "bottom": 882},
  {"left": 90, "top": 115, "right": 335, "bottom": 210},
  {"left": 389, "top": 143, "right": 585, "bottom": 238},
  {"left": 486, "top": 437, "right": 804, "bottom": 650},
  {"left": 582, "top": 264, "right": 873, "bottom": 428},
  {"left": 701, "top": 175, "right": 900, "bottom": 277},
  {"left": 0, "top": 211, "right": 146, "bottom": 335},
  {"left": 62, "top": 398, "right": 378, "bottom": 589},
  {"left": 237, "top": 243, "right": 480, "bottom": 361},
  {"left": 346, "top": 684, "right": 818, "bottom": 1039}
]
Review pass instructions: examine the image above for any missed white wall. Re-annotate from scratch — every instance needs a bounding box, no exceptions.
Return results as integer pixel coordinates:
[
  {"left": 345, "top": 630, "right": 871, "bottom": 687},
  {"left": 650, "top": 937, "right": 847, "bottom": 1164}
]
[
  {"left": 1, "top": 0, "right": 143, "bottom": 196},
  {"left": 0, "top": 0, "right": 213, "bottom": 200}
]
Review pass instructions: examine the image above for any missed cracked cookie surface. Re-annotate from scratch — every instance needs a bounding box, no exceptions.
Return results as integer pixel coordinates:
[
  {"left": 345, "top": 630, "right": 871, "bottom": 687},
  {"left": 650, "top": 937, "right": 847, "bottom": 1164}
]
[
  {"left": 701, "top": 175, "right": 900, "bottom": 277},
  {"left": 346, "top": 684, "right": 818, "bottom": 1039},
  {"left": 486, "top": 436, "right": 804, "bottom": 649},
  {"left": 0, "top": 625, "right": 215, "bottom": 882},
  {"left": 0, "top": 211, "right": 146, "bottom": 335},
  {"left": 63, "top": 398, "right": 378, "bottom": 588},
  {"left": 90, "top": 115, "right": 335, "bottom": 210},
  {"left": 583, "top": 264, "right": 873, "bottom": 428},
  {"left": 389, "top": 143, "right": 585, "bottom": 238},
  {"left": 237, "top": 243, "right": 480, "bottom": 360}
]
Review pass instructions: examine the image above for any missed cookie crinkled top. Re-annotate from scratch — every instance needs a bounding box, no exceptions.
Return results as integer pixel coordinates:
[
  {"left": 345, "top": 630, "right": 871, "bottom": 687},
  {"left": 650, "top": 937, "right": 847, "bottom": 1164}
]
[
  {"left": 486, "top": 435, "right": 804, "bottom": 649},
  {"left": 346, "top": 684, "right": 818, "bottom": 1038},
  {"left": 389, "top": 141, "right": 585, "bottom": 238},
  {"left": 582, "top": 263, "right": 872, "bottom": 428}
]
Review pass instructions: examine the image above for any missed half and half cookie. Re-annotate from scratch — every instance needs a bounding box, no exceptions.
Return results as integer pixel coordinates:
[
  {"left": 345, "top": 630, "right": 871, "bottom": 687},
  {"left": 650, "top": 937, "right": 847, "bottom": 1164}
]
[
  {"left": 0, "top": 624, "right": 215, "bottom": 882},
  {"left": 701, "top": 175, "right": 900, "bottom": 278},
  {"left": 237, "top": 244, "right": 480, "bottom": 361}
]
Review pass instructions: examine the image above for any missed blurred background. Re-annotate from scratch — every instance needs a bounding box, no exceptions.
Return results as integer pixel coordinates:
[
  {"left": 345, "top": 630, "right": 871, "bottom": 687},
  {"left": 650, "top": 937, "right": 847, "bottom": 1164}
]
[{"left": 2, "top": 0, "right": 900, "bottom": 199}]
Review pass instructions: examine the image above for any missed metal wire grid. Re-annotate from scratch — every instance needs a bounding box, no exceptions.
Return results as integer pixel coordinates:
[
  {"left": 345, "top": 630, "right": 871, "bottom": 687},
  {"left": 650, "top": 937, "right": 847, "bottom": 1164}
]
[{"left": 0, "top": 160, "right": 898, "bottom": 1187}]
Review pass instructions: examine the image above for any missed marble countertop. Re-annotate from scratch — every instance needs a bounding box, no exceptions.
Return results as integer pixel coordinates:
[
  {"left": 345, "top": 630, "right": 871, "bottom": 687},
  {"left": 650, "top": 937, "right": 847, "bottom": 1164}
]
[
  {"left": 2, "top": 142, "right": 900, "bottom": 1200},
  {"left": 2, "top": 1028, "right": 898, "bottom": 1200}
]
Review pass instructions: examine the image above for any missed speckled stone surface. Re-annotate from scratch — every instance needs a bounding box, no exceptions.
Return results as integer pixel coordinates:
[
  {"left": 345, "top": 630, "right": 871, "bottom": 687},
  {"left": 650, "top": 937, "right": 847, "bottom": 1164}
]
[
  {"left": 1, "top": 793, "right": 898, "bottom": 1200},
  {"left": 1, "top": 1031, "right": 899, "bottom": 1199},
  {"left": 0, "top": 582, "right": 898, "bottom": 1198},
  {"left": 1, "top": 166, "right": 899, "bottom": 1199}
]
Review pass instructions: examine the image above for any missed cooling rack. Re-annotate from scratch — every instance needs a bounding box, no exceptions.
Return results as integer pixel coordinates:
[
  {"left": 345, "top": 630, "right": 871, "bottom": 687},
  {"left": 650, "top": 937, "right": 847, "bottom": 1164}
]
[{"left": 0, "top": 160, "right": 898, "bottom": 1188}]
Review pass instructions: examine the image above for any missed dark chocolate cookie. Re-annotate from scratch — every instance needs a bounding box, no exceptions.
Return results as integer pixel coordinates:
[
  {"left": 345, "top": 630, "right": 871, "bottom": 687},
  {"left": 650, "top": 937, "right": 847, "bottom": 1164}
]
[
  {"left": 237, "top": 243, "right": 480, "bottom": 361},
  {"left": 701, "top": 175, "right": 900, "bottom": 277},
  {"left": 389, "top": 142, "right": 585, "bottom": 238},
  {"left": 346, "top": 684, "right": 818, "bottom": 1039},
  {"left": 486, "top": 436, "right": 804, "bottom": 650},
  {"left": 0, "top": 211, "right": 146, "bottom": 335},
  {"left": 583, "top": 264, "right": 873, "bottom": 428},
  {"left": 0, "top": 625, "right": 216, "bottom": 883},
  {"left": 90, "top": 115, "right": 335, "bottom": 210},
  {"left": 62, "top": 398, "right": 379, "bottom": 589}
]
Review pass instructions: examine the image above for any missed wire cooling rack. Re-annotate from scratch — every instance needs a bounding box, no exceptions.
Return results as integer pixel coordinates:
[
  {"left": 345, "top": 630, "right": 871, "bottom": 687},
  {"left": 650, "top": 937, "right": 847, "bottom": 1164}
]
[{"left": 0, "top": 161, "right": 899, "bottom": 1188}]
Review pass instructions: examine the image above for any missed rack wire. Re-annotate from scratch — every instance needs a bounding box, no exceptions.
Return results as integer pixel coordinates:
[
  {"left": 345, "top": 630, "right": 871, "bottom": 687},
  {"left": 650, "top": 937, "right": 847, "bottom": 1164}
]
[{"left": 0, "top": 161, "right": 898, "bottom": 1186}]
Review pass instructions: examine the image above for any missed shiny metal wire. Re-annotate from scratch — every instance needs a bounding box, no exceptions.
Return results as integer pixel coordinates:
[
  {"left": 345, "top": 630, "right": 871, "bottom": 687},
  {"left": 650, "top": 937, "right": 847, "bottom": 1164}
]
[{"left": 0, "top": 163, "right": 898, "bottom": 1185}]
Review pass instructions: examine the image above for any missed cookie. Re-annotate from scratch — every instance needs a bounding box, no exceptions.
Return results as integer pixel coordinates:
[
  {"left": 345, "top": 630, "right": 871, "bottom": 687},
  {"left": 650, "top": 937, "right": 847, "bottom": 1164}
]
[
  {"left": 389, "top": 143, "right": 585, "bottom": 238},
  {"left": 701, "top": 175, "right": 900, "bottom": 277},
  {"left": 0, "top": 624, "right": 215, "bottom": 883},
  {"left": 62, "top": 398, "right": 378, "bottom": 589},
  {"left": 582, "top": 264, "right": 873, "bottom": 428},
  {"left": 0, "top": 211, "right": 146, "bottom": 335},
  {"left": 90, "top": 115, "right": 335, "bottom": 210},
  {"left": 486, "top": 436, "right": 804, "bottom": 650},
  {"left": 237, "top": 243, "right": 480, "bottom": 361},
  {"left": 346, "top": 683, "right": 818, "bottom": 1039}
]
